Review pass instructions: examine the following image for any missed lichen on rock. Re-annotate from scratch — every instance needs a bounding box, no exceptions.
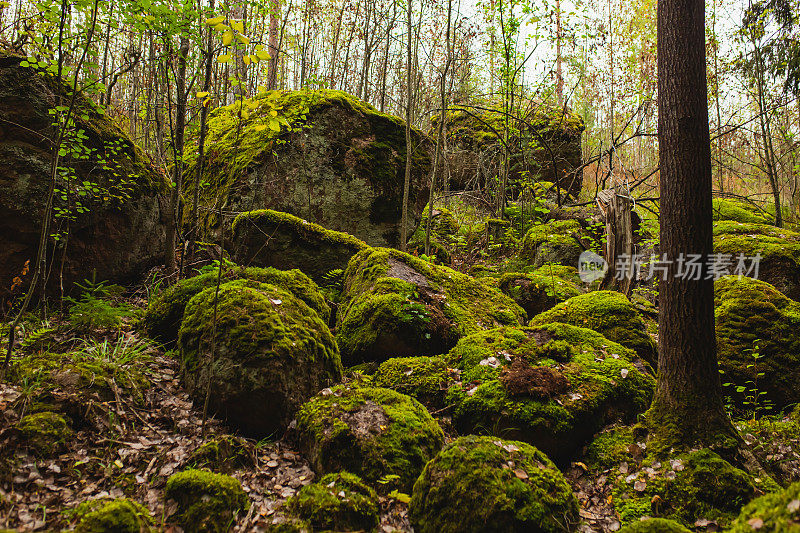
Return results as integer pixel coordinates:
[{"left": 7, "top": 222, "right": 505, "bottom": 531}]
[
  {"left": 530, "top": 290, "right": 657, "bottom": 364},
  {"left": 178, "top": 279, "right": 342, "bottom": 437},
  {"left": 295, "top": 384, "right": 445, "bottom": 492},
  {"left": 335, "top": 247, "right": 525, "bottom": 365},
  {"left": 409, "top": 435, "right": 579, "bottom": 533}
]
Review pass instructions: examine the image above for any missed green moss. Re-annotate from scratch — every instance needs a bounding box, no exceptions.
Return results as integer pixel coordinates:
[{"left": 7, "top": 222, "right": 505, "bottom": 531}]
[
  {"left": 715, "top": 275, "right": 800, "bottom": 411},
  {"left": 729, "top": 481, "right": 800, "bottom": 532},
  {"left": 178, "top": 279, "right": 342, "bottom": 437},
  {"left": 408, "top": 207, "right": 461, "bottom": 262},
  {"left": 712, "top": 199, "right": 771, "bottom": 224},
  {"left": 409, "top": 435, "right": 579, "bottom": 533},
  {"left": 499, "top": 270, "right": 582, "bottom": 320},
  {"left": 143, "top": 265, "right": 330, "bottom": 345},
  {"left": 74, "top": 498, "right": 151, "bottom": 533},
  {"left": 16, "top": 411, "right": 73, "bottom": 457},
  {"left": 372, "top": 356, "right": 453, "bottom": 409},
  {"left": 617, "top": 518, "right": 691, "bottom": 533},
  {"left": 530, "top": 290, "right": 657, "bottom": 365},
  {"left": 296, "top": 384, "right": 445, "bottom": 492},
  {"left": 286, "top": 472, "right": 379, "bottom": 531},
  {"left": 444, "top": 324, "right": 654, "bottom": 464},
  {"left": 165, "top": 469, "right": 248, "bottom": 533},
  {"left": 188, "top": 436, "right": 253, "bottom": 473},
  {"left": 520, "top": 219, "right": 586, "bottom": 267},
  {"left": 336, "top": 247, "right": 525, "bottom": 365}
]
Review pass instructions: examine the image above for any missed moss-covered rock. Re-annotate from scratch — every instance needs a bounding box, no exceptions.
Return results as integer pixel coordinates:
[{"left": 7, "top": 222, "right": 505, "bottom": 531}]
[
  {"left": 432, "top": 103, "right": 585, "bottom": 198},
  {"left": 296, "top": 384, "right": 445, "bottom": 491},
  {"left": 530, "top": 291, "right": 657, "bottom": 364},
  {"left": 371, "top": 356, "right": 454, "bottom": 409},
  {"left": 409, "top": 435, "right": 579, "bottom": 533},
  {"left": 584, "top": 427, "right": 768, "bottom": 527},
  {"left": 714, "top": 221, "right": 800, "bottom": 300},
  {"left": 183, "top": 89, "right": 430, "bottom": 247},
  {"left": 519, "top": 219, "right": 590, "bottom": 268},
  {"left": 143, "top": 264, "right": 330, "bottom": 345},
  {"left": 712, "top": 198, "right": 771, "bottom": 224},
  {"left": 188, "top": 435, "right": 254, "bottom": 473},
  {"left": 729, "top": 481, "right": 800, "bottom": 532},
  {"left": 499, "top": 269, "right": 583, "bottom": 320},
  {"left": 408, "top": 207, "right": 461, "bottom": 263},
  {"left": 715, "top": 276, "right": 800, "bottom": 412},
  {"left": 0, "top": 54, "right": 168, "bottom": 304},
  {"left": 285, "top": 472, "right": 379, "bottom": 532},
  {"left": 444, "top": 324, "right": 654, "bottom": 463},
  {"left": 617, "top": 518, "right": 691, "bottom": 533},
  {"left": 230, "top": 210, "right": 369, "bottom": 283},
  {"left": 336, "top": 247, "right": 525, "bottom": 365},
  {"left": 16, "top": 411, "right": 73, "bottom": 457},
  {"left": 178, "top": 279, "right": 342, "bottom": 437},
  {"left": 74, "top": 498, "right": 151, "bottom": 533},
  {"left": 165, "top": 469, "right": 247, "bottom": 533}
]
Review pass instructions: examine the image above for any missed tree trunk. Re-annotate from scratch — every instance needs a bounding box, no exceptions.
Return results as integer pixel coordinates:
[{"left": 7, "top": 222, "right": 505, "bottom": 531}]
[
  {"left": 266, "top": 0, "right": 280, "bottom": 90},
  {"left": 597, "top": 188, "right": 635, "bottom": 296},
  {"left": 647, "top": 0, "right": 735, "bottom": 446},
  {"left": 400, "top": 0, "right": 413, "bottom": 252}
]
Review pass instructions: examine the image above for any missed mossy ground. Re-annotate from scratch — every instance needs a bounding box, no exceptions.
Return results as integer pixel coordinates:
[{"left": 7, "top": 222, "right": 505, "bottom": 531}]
[
  {"left": 530, "top": 290, "right": 657, "bottom": 365},
  {"left": 444, "top": 323, "right": 654, "bottom": 463},
  {"left": 295, "top": 384, "right": 445, "bottom": 492},
  {"left": 409, "top": 435, "right": 579, "bottom": 533},
  {"left": 72, "top": 498, "right": 152, "bottom": 533},
  {"left": 165, "top": 469, "right": 248, "bottom": 533},
  {"left": 728, "top": 481, "right": 800, "bottom": 532},
  {"left": 285, "top": 471, "right": 379, "bottom": 532},
  {"left": 16, "top": 411, "right": 73, "bottom": 457}
]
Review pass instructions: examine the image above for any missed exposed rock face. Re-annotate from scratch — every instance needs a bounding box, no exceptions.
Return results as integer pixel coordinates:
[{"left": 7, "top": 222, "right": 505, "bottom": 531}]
[
  {"left": 432, "top": 103, "right": 585, "bottom": 198},
  {"left": 0, "top": 54, "right": 168, "bottom": 305},
  {"left": 183, "top": 90, "right": 430, "bottom": 247}
]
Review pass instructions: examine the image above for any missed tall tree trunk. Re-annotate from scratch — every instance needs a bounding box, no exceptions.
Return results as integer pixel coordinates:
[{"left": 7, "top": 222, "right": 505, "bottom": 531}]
[
  {"left": 266, "top": 0, "right": 280, "bottom": 90},
  {"left": 400, "top": 0, "right": 413, "bottom": 252},
  {"left": 165, "top": 36, "right": 189, "bottom": 274},
  {"left": 648, "top": 0, "right": 735, "bottom": 445},
  {"left": 555, "top": 0, "right": 563, "bottom": 105}
]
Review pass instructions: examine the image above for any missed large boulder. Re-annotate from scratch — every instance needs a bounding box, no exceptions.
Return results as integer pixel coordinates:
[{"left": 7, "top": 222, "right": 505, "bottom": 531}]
[
  {"left": 0, "top": 54, "right": 168, "bottom": 304},
  {"left": 519, "top": 219, "right": 591, "bottom": 268},
  {"left": 712, "top": 198, "right": 771, "bottom": 224},
  {"left": 433, "top": 103, "right": 585, "bottom": 198},
  {"left": 143, "top": 264, "right": 330, "bottom": 345},
  {"left": 444, "top": 324, "right": 654, "bottom": 463},
  {"left": 285, "top": 472, "right": 379, "bottom": 532},
  {"left": 409, "top": 435, "right": 579, "bottom": 533},
  {"left": 183, "top": 89, "right": 430, "bottom": 247},
  {"left": 498, "top": 268, "right": 583, "bottom": 320},
  {"left": 229, "top": 209, "right": 368, "bottom": 282},
  {"left": 336, "top": 247, "right": 526, "bottom": 365},
  {"left": 178, "top": 279, "right": 342, "bottom": 437},
  {"left": 530, "top": 290, "right": 657, "bottom": 364},
  {"left": 295, "top": 384, "right": 445, "bottom": 492},
  {"left": 713, "top": 221, "right": 800, "bottom": 300},
  {"left": 729, "top": 481, "right": 800, "bottom": 532},
  {"left": 714, "top": 275, "right": 800, "bottom": 412}
]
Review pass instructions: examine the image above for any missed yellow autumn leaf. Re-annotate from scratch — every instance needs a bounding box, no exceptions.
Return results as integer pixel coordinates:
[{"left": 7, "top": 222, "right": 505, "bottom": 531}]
[
  {"left": 237, "top": 34, "right": 250, "bottom": 45},
  {"left": 196, "top": 91, "right": 210, "bottom": 98},
  {"left": 255, "top": 50, "right": 270, "bottom": 61},
  {"left": 243, "top": 55, "right": 251, "bottom": 65},
  {"left": 217, "top": 54, "right": 230, "bottom": 63},
  {"left": 222, "top": 30, "right": 233, "bottom": 46},
  {"left": 230, "top": 20, "right": 244, "bottom": 32},
  {"left": 205, "top": 15, "right": 225, "bottom": 25}
]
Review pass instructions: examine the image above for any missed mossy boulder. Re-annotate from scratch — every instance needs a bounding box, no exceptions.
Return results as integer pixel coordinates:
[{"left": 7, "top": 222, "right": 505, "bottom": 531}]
[
  {"left": 729, "top": 481, "right": 800, "bottom": 532},
  {"left": 584, "top": 428, "right": 767, "bottom": 527},
  {"left": 188, "top": 435, "right": 254, "bottom": 473},
  {"left": 715, "top": 276, "right": 800, "bottom": 412},
  {"left": 285, "top": 472, "right": 379, "bottom": 532},
  {"left": 143, "top": 264, "right": 330, "bottom": 345},
  {"left": 74, "top": 498, "right": 151, "bottom": 533},
  {"left": 444, "top": 324, "right": 654, "bottom": 463},
  {"left": 499, "top": 269, "right": 583, "bottom": 320},
  {"left": 714, "top": 221, "right": 800, "bottom": 300},
  {"left": 178, "top": 279, "right": 342, "bottom": 437},
  {"left": 296, "top": 384, "right": 445, "bottom": 491},
  {"left": 530, "top": 290, "right": 657, "bottom": 364},
  {"left": 519, "top": 219, "right": 589, "bottom": 268},
  {"left": 0, "top": 54, "right": 168, "bottom": 304},
  {"left": 617, "top": 518, "right": 691, "bottom": 533},
  {"left": 16, "top": 411, "right": 73, "bottom": 457},
  {"left": 408, "top": 207, "right": 460, "bottom": 262},
  {"left": 433, "top": 103, "right": 585, "bottom": 198},
  {"left": 371, "top": 356, "right": 453, "bottom": 409},
  {"left": 712, "top": 198, "right": 771, "bottom": 224},
  {"left": 409, "top": 435, "right": 579, "bottom": 533},
  {"left": 230, "top": 210, "right": 369, "bottom": 283},
  {"left": 165, "top": 469, "right": 248, "bottom": 533},
  {"left": 336, "top": 247, "right": 525, "bottom": 365},
  {"left": 184, "top": 89, "right": 430, "bottom": 247}
]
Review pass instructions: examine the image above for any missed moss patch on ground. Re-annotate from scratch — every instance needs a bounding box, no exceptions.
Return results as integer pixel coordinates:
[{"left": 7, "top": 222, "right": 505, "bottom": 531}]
[
  {"left": 73, "top": 498, "right": 152, "bottom": 533},
  {"left": 409, "top": 435, "right": 579, "bottom": 533},
  {"left": 285, "top": 471, "right": 379, "bottom": 532},
  {"left": 165, "top": 469, "right": 247, "bottom": 533}
]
